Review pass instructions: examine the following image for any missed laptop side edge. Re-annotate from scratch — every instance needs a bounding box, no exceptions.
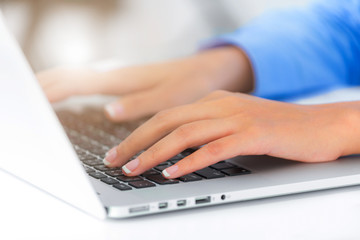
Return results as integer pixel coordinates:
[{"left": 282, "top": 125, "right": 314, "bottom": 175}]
[{"left": 0, "top": 12, "right": 106, "bottom": 219}]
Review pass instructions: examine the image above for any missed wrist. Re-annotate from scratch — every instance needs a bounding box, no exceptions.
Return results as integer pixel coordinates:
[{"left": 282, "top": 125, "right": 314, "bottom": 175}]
[
  {"left": 189, "top": 46, "right": 254, "bottom": 93},
  {"left": 325, "top": 102, "right": 360, "bottom": 157}
]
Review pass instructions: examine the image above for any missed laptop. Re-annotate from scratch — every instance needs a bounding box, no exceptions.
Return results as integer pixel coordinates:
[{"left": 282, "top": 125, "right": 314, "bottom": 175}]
[{"left": 1, "top": 14, "right": 360, "bottom": 219}]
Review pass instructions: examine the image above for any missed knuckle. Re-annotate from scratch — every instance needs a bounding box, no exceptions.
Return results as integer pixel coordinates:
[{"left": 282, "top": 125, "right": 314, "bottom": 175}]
[
  {"left": 203, "top": 142, "right": 224, "bottom": 158},
  {"left": 244, "top": 123, "right": 263, "bottom": 138},
  {"left": 153, "top": 109, "right": 172, "bottom": 122},
  {"left": 207, "top": 95, "right": 243, "bottom": 112},
  {"left": 118, "top": 138, "right": 134, "bottom": 157},
  {"left": 145, "top": 144, "right": 161, "bottom": 162},
  {"left": 174, "top": 124, "right": 193, "bottom": 139},
  {"left": 178, "top": 156, "right": 197, "bottom": 173},
  {"left": 173, "top": 124, "right": 195, "bottom": 148},
  {"left": 151, "top": 109, "right": 173, "bottom": 131},
  {"left": 231, "top": 114, "right": 260, "bottom": 136}
]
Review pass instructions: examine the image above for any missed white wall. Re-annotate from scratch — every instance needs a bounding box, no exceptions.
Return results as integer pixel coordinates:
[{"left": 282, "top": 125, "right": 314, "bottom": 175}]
[{"left": 0, "top": 0, "right": 312, "bottom": 71}]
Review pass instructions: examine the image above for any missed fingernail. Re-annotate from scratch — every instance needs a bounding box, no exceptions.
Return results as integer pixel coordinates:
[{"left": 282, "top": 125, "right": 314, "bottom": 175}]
[
  {"left": 104, "top": 147, "right": 117, "bottom": 166},
  {"left": 162, "top": 165, "right": 179, "bottom": 178},
  {"left": 105, "top": 103, "right": 124, "bottom": 118},
  {"left": 122, "top": 158, "right": 140, "bottom": 174}
]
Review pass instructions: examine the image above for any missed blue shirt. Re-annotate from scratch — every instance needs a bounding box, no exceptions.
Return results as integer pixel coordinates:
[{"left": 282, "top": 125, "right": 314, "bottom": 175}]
[{"left": 203, "top": 0, "right": 360, "bottom": 101}]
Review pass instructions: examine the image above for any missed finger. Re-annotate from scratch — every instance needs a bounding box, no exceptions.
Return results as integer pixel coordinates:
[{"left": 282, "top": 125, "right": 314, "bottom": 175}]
[
  {"left": 98, "top": 65, "right": 162, "bottom": 95},
  {"left": 104, "top": 88, "right": 172, "bottom": 122},
  {"left": 161, "top": 133, "right": 267, "bottom": 179},
  {"left": 42, "top": 82, "right": 91, "bottom": 103},
  {"left": 103, "top": 77, "right": 208, "bottom": 122},
  {"left": 37, "top": 66, "right": 160, "bottom": 103},
  {"left": 43, "top": 88, "right": 64, "bottom": 103},
  {"left": 37, "top": 77, "right": 56, "bottom": 90},
  {"left": 120, "top": 118, "right": 236, "bottom": 176},
  {"left": 103, "top": 101, "right": 234, "bottom": 167},
  {"left": 36, "top": 68, "right": 97, "bottom": 102},
  {"left": 36, "top": 70, "right": 58, "bottom": 89}
]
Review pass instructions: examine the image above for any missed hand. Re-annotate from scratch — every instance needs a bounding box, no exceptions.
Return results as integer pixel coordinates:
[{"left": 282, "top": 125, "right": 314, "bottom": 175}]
[
  {"left": 104, "top": 90, "right": 360, "bottom": 178},
  {"left": 37, "top": 68, "right": 101, "bottom": 102},
  {"left": 37, "top": 46, "right": 254, "bottom": 121}
]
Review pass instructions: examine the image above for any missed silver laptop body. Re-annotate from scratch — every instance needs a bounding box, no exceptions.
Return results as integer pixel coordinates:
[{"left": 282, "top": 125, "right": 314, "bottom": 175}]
[{"left": 1, "top": 14, "right": 360, "bottom": 219}]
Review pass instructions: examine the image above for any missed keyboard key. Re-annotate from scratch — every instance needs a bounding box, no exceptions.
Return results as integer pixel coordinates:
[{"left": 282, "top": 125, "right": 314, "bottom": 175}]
[
  {"left": 157, "top": 162, "right": 171, "bottom": 166},
  {"left": 129, "top": 180, "right": 156, "bottom": 189},
  {"left": 78, "top": 153, "right": 97, "bottom": 161},
  {"left": 94, "top": 164, "right": 112, "bottom": 172},
  {"left": 75, "top": 147, "right": 87, "bottom": 155},
  {"left": 117, "top": 176, "right": 143, "bottom": 182},
  {"left": 83, "top": 165, "right": 95, "bottom": 173},
  {"left": 105, "top": 169, "right": 124, "bottom": 177},
  {"left": 113, "top": 183, "right": 132, "bottom": 191},
  {"left": 77, "top": 141, "right": 95, "bottom": 151},
  {"left": 101, "top": 177, "right": 119, "bottom": 185},
  {"left": 154, "top": 165, "right": 170, "bottom": 171},
  {"left": 89, "top": 147, "right": 107, "bottom": 156},
  {"left": 221, "top": 167, "right": 251, "bottom": 176},
  {"left": 89, "top": 172, "right": 107, "bottom": 179},
  {"left": 83, "top": 159, "right": 103, "bottom": 166},
  {"left": 64, "top": 110, "right": 257, "bottom": 191},
  {"left": 146, "top": 174, "right": 179, "bottom": 185},
  {"left": 170, "top": 159, "right": 181, "bottom": 164},
  {"left": 98, "top": 137, "right": 120, "bottom": 148},
  {"left": 170, "top": 154, "right": 183, "bottom": 161},
  {"left": 210, "top": 162, "right": 236, "bottom": 170},
  {"left": 141, "top": 169, "right": 159, "bottom": 176},
  {"left": 195, "top": 168, "right": 225, "bottom": 179},
  {"left": 180, "top": 149, "right": 195, "bottom": 157},
  {"left": 179, "top": 173, "right": 202, "bottom": 182},
  {"left": 106, "top": 166, "right": 123, "bottom": 170}
]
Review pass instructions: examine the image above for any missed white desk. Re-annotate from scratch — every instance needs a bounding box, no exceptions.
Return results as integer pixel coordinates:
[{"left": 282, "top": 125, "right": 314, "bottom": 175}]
[{"left": 2, "top": 88, "right": 360, "bottom": 240}]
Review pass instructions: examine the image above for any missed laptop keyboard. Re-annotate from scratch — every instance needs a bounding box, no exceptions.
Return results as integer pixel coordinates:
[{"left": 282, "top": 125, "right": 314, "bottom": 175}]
[{"left": 56, "top": 108, "right": 251, "bottom": 191}]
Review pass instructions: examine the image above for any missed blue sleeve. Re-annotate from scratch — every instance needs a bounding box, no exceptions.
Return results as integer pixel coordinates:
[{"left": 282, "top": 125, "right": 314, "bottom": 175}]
[{"left": 202, "top": 0, "right": 360, "bottom": 100}]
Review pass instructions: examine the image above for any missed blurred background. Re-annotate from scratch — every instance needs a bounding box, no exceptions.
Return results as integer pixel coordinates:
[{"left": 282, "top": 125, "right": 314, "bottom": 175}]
[{"left": 0, "top": 0, "right": 311, "bottom": 72}]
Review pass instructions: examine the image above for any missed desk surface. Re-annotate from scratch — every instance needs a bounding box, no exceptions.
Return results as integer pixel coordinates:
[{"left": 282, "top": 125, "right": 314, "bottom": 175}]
[
  {"left": 2, "top": 169, "right": 360, "bottom": 240},
  {"left": 2, "top": 87, "right": 360, "bottom": 240}
]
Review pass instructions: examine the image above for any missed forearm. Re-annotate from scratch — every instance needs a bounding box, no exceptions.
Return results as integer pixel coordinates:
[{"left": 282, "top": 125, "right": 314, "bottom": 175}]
[{"left": 98, "top": 46, "right": 254, "bottom": 95}]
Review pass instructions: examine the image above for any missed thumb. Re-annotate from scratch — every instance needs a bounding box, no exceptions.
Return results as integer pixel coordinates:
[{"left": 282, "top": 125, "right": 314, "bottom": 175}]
[{"left": 104, "top": 88, "right": 169, "bottom": 122}]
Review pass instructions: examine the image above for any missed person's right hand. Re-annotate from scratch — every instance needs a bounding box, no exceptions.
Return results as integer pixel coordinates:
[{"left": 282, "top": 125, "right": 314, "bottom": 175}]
[
  {"left": 37, "top": 46, "right": 254, "bottom": 122},
  {"left": 104, "top": 90, "right": 360, "bottom": 178}
]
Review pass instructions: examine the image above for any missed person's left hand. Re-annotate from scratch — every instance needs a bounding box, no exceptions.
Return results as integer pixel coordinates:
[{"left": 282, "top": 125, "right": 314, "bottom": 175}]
[{"left": 103, "top": 90, "right": 360, "bottom": 179}]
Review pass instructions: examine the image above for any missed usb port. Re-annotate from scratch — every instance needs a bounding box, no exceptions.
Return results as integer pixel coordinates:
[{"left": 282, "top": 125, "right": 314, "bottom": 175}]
[
  {"left": 177, "top": 200, "right": 187, "bottom": 207},
  {"left": 129, "top": 205, "right": 149, "bottom": 213},
  {"left": 158, "top": 202, "right": 168, "bottom": 209},
  {"left": 195, "top": 196, "right": 211, "bottom": 205}
]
